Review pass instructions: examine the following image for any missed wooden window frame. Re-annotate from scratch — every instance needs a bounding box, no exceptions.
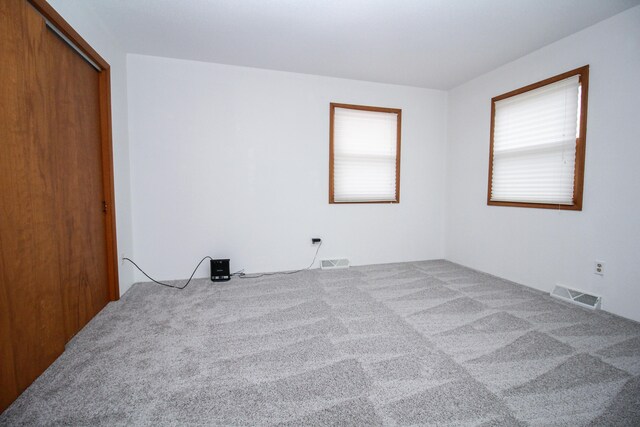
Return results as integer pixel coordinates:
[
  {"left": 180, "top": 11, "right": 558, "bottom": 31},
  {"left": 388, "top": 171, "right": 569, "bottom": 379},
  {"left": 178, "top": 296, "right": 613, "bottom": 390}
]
[
  {"left": 487, "top": 65, "right": 589, "bottom": 211},
  {"left": 329, "top": 103, "right": 402, "bottom": 204}
]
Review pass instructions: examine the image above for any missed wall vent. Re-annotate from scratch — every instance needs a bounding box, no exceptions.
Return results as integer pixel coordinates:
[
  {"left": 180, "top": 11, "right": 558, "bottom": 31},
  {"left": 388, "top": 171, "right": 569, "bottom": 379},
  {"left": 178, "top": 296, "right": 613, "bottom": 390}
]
[
  {"left": 320, "top": 258, "right": 350, "bottom": 270},
  {"left": 551, "top": 285, "right": 601, "bottom": 310}
]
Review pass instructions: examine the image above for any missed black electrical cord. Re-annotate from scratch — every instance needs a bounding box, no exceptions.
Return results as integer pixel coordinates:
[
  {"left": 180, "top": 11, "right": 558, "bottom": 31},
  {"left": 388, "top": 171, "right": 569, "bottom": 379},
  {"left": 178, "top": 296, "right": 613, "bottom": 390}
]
[
  {"left": 238, "top": 241, "right": 322, "bottom": 279},
  {"left": 123, "top": 256, "right": 216, "bottom": 290},
  {"left": 123, "top": 242, "right": 321, "bottom": 288}
]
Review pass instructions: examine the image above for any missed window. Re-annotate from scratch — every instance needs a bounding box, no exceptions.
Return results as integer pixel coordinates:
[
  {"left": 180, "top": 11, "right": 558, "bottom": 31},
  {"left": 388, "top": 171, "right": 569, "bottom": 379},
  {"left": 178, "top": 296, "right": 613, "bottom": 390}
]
[
  {"left": 329, "top": 103, "right": 401, "bottom": 203},
  {"left": 488, "top": 66, "right": 589, "bottom": 210}
]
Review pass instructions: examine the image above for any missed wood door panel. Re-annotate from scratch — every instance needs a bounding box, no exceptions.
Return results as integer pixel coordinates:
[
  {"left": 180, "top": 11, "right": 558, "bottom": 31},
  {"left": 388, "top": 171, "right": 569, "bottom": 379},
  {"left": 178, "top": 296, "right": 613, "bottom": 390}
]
[
  {"left": 0, "top": 0, "right": 68, "bottom": 409},
  {"left": 1, "top": 0, "right": 112, "bottom": 412},
  {"left": 45, "top": 24, "right": 109, "bottom": 341}
]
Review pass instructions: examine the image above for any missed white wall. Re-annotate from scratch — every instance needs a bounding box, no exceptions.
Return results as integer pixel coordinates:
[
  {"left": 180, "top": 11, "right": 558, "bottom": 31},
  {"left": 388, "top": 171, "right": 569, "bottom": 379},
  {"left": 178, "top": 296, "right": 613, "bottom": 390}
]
[
  {"left": 51, "top": 0, "right": 640, "bottom": 323},
  {"left": 127, "top": 55, "right": 448, "bottom": 280},
  {"left": 445, "top": 6, "right": 640, "bottom": 322},
  {"left": 48, "top": 1, "right": 136, "bottom": 295}
]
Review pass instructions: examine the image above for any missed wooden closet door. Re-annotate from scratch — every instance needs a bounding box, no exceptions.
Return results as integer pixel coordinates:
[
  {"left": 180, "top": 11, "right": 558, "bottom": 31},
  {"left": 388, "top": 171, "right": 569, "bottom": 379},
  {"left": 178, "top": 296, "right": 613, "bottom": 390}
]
[
  {"left": 0, "top": 0, "right": 112, "bottom": 412},
  {"left": 46, "top": 5, "right": 111, "bottom": 343}
]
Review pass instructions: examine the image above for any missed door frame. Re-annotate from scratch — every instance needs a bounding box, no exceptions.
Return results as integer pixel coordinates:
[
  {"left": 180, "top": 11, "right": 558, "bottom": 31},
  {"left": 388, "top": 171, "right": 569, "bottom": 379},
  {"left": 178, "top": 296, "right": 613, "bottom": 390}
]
[{"left": 28, "top": 0, "right": 120, "bottom": 301}]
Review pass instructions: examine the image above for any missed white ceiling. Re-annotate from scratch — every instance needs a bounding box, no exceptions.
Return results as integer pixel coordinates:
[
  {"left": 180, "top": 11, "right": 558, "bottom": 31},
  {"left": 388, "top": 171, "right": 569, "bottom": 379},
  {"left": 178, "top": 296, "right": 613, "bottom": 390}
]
[{"left": 78, "top": 0, "right": 640, "bottom": 89}]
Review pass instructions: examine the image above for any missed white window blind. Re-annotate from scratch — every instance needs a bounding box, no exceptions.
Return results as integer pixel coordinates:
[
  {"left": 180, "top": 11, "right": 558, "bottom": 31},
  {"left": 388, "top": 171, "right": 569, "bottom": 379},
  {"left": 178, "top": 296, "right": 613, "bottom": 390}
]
[
  {"left": 491, "top": 75, "right": 581, "bottom": 205},
  {"left": 332, "top": 107, "right": 399, "bottom": 203}
]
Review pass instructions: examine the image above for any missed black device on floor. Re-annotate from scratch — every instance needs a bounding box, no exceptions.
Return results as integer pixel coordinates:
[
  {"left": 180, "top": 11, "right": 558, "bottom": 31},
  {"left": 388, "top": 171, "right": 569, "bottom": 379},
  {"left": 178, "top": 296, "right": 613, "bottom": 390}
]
[{"left": 210, "top": 259, "right": 231, "bottom": 281}]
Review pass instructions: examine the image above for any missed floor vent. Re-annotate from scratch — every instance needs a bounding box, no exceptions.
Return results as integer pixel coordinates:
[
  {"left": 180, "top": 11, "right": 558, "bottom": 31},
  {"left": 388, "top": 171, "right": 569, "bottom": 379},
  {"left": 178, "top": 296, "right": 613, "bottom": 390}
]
[
  {"left": 551, "top": 285, "right": 601, "bottom": 310},
  {"left": 320, "top": 258, "right": 350, "bottom": 270}
]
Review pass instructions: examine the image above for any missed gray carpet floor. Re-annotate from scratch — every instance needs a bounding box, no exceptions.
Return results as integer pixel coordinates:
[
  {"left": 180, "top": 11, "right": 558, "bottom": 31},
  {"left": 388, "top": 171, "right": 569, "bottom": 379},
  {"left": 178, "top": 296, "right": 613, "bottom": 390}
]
[{"left": 2, "top": 260, "right": 640, "bottom": 426}]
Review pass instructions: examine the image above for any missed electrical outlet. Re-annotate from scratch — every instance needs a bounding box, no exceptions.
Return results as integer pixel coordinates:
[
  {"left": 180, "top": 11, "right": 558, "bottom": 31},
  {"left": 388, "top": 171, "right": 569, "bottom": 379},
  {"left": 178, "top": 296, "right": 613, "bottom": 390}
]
[
  {"left": 594, "top": 261, "right": 605, "bottom": 276},
  {"left": 311, "top": 238, "right": 322, "bottom": 244}
]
